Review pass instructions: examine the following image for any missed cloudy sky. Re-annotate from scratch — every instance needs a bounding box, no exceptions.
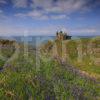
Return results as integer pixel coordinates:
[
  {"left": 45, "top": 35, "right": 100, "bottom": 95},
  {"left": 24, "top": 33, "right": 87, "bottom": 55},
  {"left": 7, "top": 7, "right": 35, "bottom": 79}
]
[{"left": 0, "top": 0, "right": 100, "bottom": 36}]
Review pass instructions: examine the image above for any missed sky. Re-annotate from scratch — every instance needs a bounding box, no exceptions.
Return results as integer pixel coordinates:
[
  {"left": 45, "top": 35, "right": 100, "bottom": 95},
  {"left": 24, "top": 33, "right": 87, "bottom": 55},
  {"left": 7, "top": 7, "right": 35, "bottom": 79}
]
[{"left": 0, "top": 0, "right": 100, "bottom": 36}]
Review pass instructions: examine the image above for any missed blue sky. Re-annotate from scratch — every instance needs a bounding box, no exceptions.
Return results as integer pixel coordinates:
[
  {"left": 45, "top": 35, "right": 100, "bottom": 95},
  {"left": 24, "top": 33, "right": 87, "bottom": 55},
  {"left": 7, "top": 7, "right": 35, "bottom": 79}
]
[{"left": 0, "top": 0, "right": 100, "bottom": 36}]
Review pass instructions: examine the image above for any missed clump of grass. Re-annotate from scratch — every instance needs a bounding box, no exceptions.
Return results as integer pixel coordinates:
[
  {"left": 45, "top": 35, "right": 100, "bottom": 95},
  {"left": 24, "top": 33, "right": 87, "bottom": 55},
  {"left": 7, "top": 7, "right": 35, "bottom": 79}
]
[{"left": 0, "top": 59, "right": 5, "bottom": 70}]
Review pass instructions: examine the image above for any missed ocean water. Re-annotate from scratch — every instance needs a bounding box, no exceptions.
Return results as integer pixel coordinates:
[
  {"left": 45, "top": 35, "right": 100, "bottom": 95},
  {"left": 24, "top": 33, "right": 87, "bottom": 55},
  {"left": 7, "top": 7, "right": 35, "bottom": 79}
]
[
  {"left": 71, "top": 36, "right": 98, "bottom": 40},
  {"left": 0, "top": 35, "right": 98, "bottom": 46},
  {"left": 0, "top": 36, "right": 55, "bottom": 47}
]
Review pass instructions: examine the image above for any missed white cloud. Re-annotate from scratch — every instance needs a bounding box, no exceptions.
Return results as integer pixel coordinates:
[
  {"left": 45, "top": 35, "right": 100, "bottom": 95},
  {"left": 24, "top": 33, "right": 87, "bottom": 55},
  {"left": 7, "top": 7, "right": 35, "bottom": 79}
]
[
  {"left": 12, "top": 0, "right": 28, "bottom": 8},
  {"left": 10, "top": 0, "right": 96, "bottom": 20},
  {"left": 71, "top": 28, "right": 98, "bottom": 33},
  {"left": 50, "top": 15, "right": 68, "bottom": 20},
  {"left": 14, "top": 10, "right": 45, "bottom": 19},
  {"left": 70, "top": 28, "right": 100, "bottom": 36},
  {"left": 27, "top": 11, "right": 50, "bottom": 20},
  {"left": 14, "top": 13, "right": 26, "bottom": 18},
  {"left": 45, "top": 7, "right": 63, "bottom": 13},
  {"left": 31, "top": 0, "right": 53, "bottom": 9},
  {"left": 0, "top": 24, "right": 65, "bottom": 36},
  {"left": 0, "top": 0, "right": 7, "bottom": 4},
  {"left": 0, "top": 25, "right": 24, "bottom": 36},
  {"left": 0, "top": 0, "right": 96, "bottom": 19},
  {"left": 15, "top": 10, "right": 68, "bottom": 20},
  {"left": 38, "top": 15, "right": 49, "bottom": 20},
  {"left": 0, "top": 24, "right": 100, "bottom": 36},
  {"left": 11, "top": 0, "right": 92, "bottom": 14},
  {"left": 31, "top": 0, "right": 91, "bottom": 14},
  {"left": 28, "top": 10, "right": 42, "bottom": 17}
]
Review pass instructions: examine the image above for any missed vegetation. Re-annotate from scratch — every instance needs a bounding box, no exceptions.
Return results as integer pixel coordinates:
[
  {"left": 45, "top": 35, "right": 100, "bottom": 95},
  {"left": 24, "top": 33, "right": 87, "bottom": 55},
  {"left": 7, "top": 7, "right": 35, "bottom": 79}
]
[
  {"left": 65, "top": 38, "right": 100, "bottom": 80},
  {"left": 0, "top": 38, "right": 100, "bottom": 99},
  {"left": 43, "top": 37, "right": 100, "bottom": 80}
]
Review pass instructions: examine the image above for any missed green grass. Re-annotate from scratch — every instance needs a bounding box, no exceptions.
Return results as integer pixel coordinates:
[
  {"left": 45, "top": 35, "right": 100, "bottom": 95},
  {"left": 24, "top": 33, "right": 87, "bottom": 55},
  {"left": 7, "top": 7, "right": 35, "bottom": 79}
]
[
  {"left": 0, "top": 39, "right": 100, "bottom": 99},
  {"left": 0, "top": 59, "right": 5, "bottom": 69},
  {"left": 43, "top": 37, "right": 100, "bottom": 80},
  {"left": 66, "top": 38, "right": 100, "bottom": 80},
  {"left": 0, "top": 56, "right": 99, "bottom": 99}
]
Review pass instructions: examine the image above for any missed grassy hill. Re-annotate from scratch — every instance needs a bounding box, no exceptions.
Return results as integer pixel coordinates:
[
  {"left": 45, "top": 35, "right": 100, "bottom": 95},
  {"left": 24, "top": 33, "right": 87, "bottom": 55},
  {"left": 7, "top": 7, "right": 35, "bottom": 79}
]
[{"left": 0, "top": 39, "right": 100, "bottom": 100}]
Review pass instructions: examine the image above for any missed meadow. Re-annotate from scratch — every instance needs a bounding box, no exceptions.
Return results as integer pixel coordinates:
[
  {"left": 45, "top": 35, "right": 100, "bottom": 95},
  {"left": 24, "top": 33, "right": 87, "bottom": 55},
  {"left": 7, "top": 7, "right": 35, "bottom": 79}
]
[
  {"left": 0, "top": 38, "right": 100, "bottom": 100},
  {"left": 42, "top": 37, "right": 100, "bottom": 80}
]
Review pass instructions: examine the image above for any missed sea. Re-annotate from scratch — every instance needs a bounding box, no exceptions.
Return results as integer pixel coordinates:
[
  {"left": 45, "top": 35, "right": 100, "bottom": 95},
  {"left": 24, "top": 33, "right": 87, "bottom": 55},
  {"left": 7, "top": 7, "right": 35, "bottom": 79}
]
[
  {"left": 0, "top": 35, "right": 99, "bottom": 47},
  {"left": 0, "top": 36, "right": 55, "bottom": 47}
]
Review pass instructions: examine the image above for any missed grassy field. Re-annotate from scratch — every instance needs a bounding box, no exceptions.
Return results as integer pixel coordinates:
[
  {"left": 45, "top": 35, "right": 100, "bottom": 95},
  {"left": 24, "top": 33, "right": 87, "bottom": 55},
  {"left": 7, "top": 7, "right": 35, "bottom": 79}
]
[
  {"left": 42, "top": 37, "right": 100, "bottom": 80},
  {"left": 65, "top": 38, "right": 100, "bottom": 80},
  {"left": 0, "top": 39, "right": 100, "bottom": 99}
]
